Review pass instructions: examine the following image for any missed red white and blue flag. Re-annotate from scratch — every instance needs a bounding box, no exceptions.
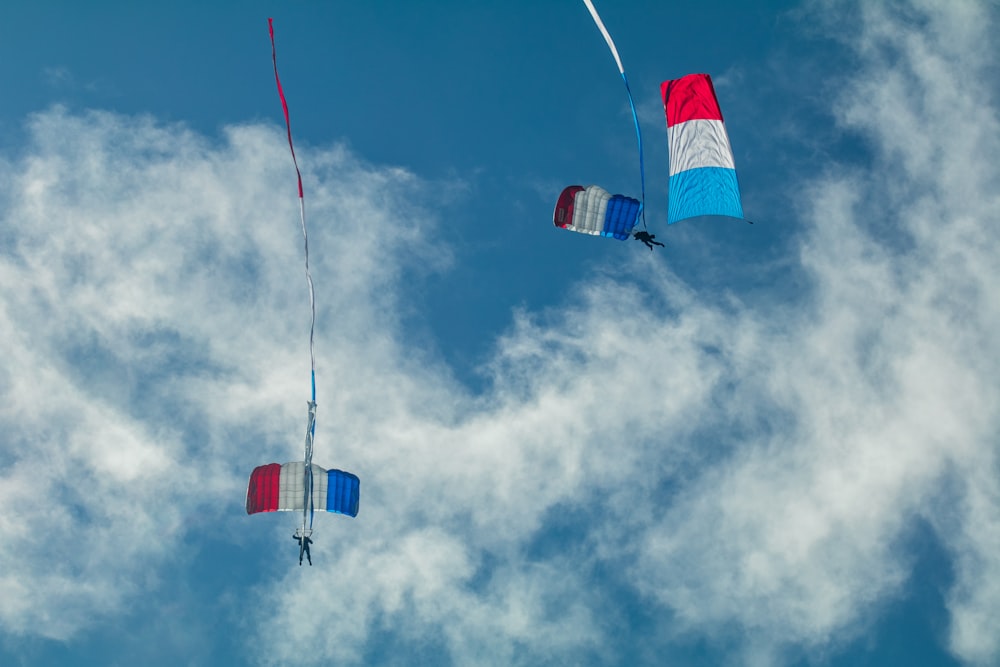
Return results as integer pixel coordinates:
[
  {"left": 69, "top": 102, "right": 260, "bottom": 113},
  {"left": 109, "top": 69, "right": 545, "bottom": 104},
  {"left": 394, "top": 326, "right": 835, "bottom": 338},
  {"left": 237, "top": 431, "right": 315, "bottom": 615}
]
[{"left": 662, "top": 73, "right": 744, "bottom": 224}]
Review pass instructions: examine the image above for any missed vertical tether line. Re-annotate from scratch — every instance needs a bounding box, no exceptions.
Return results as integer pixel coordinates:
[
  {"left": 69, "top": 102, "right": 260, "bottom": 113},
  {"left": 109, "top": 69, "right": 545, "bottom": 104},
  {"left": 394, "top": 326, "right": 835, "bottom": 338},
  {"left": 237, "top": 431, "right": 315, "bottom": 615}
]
[
  {"left": 269, "top": 18, "right": 316, "bottom": 403},
  {"left": 269, "top": 18, "right": 318, "bottom": 533},
  {"left": 581, "top": 0, "right": 647, "bottom": 229}
]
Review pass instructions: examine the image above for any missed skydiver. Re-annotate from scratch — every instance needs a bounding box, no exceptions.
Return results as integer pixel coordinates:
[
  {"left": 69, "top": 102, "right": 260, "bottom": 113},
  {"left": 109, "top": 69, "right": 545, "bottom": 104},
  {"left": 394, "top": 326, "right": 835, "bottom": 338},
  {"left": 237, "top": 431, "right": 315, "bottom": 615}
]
[
  {"left": 293, "top": 534, "right": 313, "bottom": 566},
  {"left": 633, "top": 230, "right": 664, "bottom": 251}
]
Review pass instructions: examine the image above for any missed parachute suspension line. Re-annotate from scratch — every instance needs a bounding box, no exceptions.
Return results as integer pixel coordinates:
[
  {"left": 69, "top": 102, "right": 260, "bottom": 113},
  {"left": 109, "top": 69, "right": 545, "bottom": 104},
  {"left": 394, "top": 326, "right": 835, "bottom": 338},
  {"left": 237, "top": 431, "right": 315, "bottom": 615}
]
[
  {"left": 268, "top": 18, "right": 317, "bottom": 404},
  {"left": 304, "top": 400, "right": 317, "bottom": 531},
  {"left": 581, "top": 0, "right": 647, "bottom": 230}
]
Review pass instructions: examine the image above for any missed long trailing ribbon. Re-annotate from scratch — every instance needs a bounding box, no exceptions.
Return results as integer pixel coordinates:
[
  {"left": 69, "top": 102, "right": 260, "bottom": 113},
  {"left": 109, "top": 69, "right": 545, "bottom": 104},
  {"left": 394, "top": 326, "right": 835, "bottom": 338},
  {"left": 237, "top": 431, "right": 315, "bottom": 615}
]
[
  {"left": 269, "top": 18, "right": 318, "bottom": 533},
  {"left": 269, "top": 18, "right": 317, "bottom": 403},
  {"left": 581, "top": 0, "right": 647, "bottom": 229}
]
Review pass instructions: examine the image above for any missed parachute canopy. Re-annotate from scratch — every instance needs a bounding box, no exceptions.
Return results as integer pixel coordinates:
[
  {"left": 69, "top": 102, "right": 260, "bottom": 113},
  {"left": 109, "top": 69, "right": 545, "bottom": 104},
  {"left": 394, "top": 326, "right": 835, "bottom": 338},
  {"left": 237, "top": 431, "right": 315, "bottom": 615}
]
[
  {"left": 246, "top": 462, "right": 360, "bottom": 517},
  {"left": 553, "top": 185, "right": 642, "bottom": 241},
  {"left": 551, "top": 2, "right": 644, "bottom": 243},
  {"left": 662, "top": 73, "right": 744, "bottom": 224}
]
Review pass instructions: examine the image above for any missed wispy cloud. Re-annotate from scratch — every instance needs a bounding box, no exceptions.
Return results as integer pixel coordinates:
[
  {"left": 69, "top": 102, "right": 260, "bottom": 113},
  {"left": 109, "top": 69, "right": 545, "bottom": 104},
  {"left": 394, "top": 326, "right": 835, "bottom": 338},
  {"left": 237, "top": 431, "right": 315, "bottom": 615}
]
[{"left": 41, "top": 66, "right": 106, "bottom": 94}]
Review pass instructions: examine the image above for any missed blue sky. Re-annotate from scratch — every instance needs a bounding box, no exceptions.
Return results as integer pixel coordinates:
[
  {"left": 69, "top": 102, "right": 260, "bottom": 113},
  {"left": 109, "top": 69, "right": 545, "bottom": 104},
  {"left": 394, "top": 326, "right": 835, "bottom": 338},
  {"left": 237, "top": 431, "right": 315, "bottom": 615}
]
[{"left": 1, "top": 1, "right": 998, "bottom": 666}]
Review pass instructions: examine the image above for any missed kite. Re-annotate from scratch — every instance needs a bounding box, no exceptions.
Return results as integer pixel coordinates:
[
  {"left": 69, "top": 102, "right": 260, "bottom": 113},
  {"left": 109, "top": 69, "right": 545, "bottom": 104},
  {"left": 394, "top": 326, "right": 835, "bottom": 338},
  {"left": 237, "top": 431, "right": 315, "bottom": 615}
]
[
  {"left": 246, "top": 18, "right": 359, "bottom": 567},
  {"left": 553, "top": 0, "right": 645, "bottom": 242},
  {"left": 661, "top": 73, "right": 745, "bottom": 224}
]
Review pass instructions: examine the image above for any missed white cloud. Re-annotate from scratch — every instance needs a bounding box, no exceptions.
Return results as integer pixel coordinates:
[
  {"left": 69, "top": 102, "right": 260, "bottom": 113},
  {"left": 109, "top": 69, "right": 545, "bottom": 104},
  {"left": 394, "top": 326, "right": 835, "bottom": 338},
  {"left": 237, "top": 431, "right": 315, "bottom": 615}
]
[
  {"left": 0, "top": 107, "right": 444, "bottom": 643},
  {"left": 627, "top": 1, "right": 1000, "bottom": 663},
  {"left": 0, "top": 1, "right": 998, "bottom": 665}
]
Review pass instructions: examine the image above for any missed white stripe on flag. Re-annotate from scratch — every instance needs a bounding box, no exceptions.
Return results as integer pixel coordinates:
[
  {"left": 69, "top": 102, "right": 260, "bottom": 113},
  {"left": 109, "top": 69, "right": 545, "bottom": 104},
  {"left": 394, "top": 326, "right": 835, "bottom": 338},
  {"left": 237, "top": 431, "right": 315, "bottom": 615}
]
[{"left": 667, "top": 119, "right": 736, "bottom": 176}]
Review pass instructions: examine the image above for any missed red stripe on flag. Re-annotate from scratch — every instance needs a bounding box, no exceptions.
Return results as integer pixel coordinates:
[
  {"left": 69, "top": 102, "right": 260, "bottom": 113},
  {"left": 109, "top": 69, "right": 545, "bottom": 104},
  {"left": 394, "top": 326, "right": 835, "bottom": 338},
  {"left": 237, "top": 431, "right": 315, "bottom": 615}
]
[{"left": 661, "top": 73, "right": 724, "bottom": 127}]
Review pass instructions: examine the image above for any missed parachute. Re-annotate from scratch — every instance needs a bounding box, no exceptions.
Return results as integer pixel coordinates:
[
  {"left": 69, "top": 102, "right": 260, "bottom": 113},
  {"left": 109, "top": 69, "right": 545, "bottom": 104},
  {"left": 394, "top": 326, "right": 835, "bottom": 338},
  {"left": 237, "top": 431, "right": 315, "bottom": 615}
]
[
  {"left": 248, "top": 19, "right": 359, "bottom": 565},
  {"left": 247, "top": 462, "right": 360, "bottom": 517},
  {"left": 553, "top": 5, "right": 748, "bottom": 243},
  {"left": 553, "top": 1, "right": 645, "bottom": 242},
  {"left": 662, "top": 73, "right": 744, "bottom": 224},
  {"left": 553, "top": 185, "right": 641, "bottom": 240}
]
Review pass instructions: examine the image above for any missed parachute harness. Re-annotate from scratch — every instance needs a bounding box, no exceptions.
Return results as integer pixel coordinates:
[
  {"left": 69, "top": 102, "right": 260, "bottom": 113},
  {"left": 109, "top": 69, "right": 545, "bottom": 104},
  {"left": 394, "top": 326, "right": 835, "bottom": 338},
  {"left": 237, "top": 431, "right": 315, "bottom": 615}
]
[{"left": 269, "top": 18, "right": 319, "bottom": 546}]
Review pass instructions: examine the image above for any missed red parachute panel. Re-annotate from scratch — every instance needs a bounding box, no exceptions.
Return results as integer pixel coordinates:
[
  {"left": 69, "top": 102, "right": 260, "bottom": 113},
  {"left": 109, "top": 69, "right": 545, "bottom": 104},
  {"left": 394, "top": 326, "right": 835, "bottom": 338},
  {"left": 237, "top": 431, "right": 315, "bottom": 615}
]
[{"left": 246, "top": 463, "right": 282, "bottom": 514}]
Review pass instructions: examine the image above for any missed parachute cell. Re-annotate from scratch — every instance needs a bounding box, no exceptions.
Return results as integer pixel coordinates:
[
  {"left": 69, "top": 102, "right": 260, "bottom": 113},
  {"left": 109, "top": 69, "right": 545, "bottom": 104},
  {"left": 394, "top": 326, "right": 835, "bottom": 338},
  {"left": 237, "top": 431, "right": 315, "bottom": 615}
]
[
  {"left": 247, "top": 462, "right": 360, "bottom": 517},
  {"left": 661, "top": 73, "right": 744, "bottom": 224},
  {"left": 553, "top": 185, "right": 641, "bottom": 240}
]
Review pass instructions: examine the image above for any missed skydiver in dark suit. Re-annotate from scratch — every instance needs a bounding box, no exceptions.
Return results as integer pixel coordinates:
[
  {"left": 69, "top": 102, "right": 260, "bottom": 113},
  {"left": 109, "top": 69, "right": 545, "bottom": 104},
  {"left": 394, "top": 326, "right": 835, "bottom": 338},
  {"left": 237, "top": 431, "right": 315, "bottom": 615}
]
[
  {"left": 293, "top": 534, "right": 313, "bottom": 565},
  {"left": 634, "top": 230, "right": 664, "bottom": 250}
]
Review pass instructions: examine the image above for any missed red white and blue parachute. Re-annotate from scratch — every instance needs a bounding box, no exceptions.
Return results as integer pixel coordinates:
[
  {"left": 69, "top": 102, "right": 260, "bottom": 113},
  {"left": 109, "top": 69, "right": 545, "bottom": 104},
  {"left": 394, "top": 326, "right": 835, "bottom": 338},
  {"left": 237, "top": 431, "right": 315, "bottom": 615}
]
[
  {"left": 662, "top": 73, "right": 744, "bottom": 224},
  {"left": 553, "top": 4, "right": 746, "bottom": 242},
  {"left": 247, "top": 462, "right": 360, "bottom": 517},
  {"left": 553, "top": 185, "right": 641, "bottom": 240},
  {"left": 553, "top": 1, "right": 645, "bottom": 241},
  {"left": 248, "top": 20, "right": 359, "bottom": 565}
]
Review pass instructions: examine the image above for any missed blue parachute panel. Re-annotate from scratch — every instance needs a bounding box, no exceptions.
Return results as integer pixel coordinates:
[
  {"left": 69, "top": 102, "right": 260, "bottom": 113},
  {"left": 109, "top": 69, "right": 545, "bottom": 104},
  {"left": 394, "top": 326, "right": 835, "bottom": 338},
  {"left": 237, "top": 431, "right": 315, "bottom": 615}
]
[
  {"left": 326, "top": 469, "right": 360, "bottom": 517},
  {"left": 667, "top": 167, "right": 744, "bottom": 224},
  {"left": 602, "top": 195, "right": 642, "bottom": 239}
]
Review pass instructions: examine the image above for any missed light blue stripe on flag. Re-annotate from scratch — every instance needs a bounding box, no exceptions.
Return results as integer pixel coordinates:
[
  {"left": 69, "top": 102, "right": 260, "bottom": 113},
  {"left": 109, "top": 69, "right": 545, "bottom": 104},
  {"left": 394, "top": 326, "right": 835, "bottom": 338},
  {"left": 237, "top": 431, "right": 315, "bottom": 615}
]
[{"left": 667, "top": 167, "right": 744, "bottom": 224}]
